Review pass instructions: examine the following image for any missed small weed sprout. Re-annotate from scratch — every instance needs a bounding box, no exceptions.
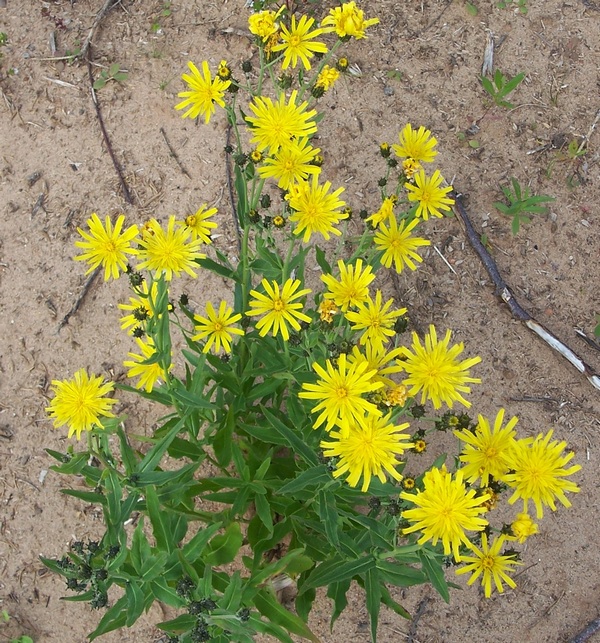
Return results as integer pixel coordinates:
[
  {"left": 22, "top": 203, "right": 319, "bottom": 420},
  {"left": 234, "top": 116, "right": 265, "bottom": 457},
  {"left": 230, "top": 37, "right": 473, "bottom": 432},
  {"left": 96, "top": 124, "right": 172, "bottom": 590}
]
[
  {"left": 1, "top": 610, "right": 34, "bottom": 643},
  {"left": 481, "top": 69, "right": 525, "bottom": 109},
  {"left": 497, "top": 0, "right": 528, "bottom": 15},
  {"left": 493, "top": 177, "right": 555, "bottom": 234},
  {"left": 92, "top": 63, "right": 128, "bottom": 90},
  {"left": 594, "top": 315, "right": 600, "bottom": 338},
  {"left": 151, "top": 2, "right": 172, "bottom": 33}
]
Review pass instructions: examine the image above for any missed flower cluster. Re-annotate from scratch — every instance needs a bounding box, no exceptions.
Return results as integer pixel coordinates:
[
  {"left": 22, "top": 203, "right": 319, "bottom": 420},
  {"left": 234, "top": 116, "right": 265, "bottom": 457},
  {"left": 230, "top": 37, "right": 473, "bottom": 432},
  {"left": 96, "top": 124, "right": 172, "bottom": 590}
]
[{"left": 44, "top": 5, "right": 582, "bottom": 640}]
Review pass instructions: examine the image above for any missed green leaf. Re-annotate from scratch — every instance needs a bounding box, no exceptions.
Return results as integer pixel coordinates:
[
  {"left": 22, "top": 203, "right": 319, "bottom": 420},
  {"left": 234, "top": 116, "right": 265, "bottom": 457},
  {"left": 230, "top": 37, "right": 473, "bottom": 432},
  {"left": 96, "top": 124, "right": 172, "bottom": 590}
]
[
  {"left": 139, "top": 415, "right": 186, "bottom": 473},
  {"left": 103, "top": 469, "right": 122, "bottom": 528},
  {"left": 481, "top": 76, "right": 495, "bottom": 96},
  {"left": 277, "top": 465, "right": 330, "bottom": 495},
  {"left": 221, "top": 571, "right": 243, "bottom": 611},
  {"left": 205, "top": 522, "right": 243, "bottom": 566},
  {"left": 60, "top": 489, "right": 106, "bottom": 505},
  {"left": 150, "top": 578, "right": 187, "bottom": 608},
  {"left": 465, "top": 1, "right": 478, "bottom": 14},
  {"left": 253, "top": 588, "right": 320, "bottom": 643},
  {"left": 140, "top": 550, "right": 169, "bottom": 581},
  {"left": 318, "top": 490, "right": 340, "bottom": 550},
  {"left": 131, "top": 519, "right": 151, "bottom": 575},
  {"left": 170, "top": 383, "right": 215, "bottom": 410},
  {"left": 157, "top": 613, "right": 198, "bottom": 634},
  {"left": 327, "top": 578, "right": 351, "bottom": 629},
  {"left": 197, "top": 256, "right": 235, "bottom": 280},
  {"left": 254, "top": 490, "right": 274, "bottom": 536},
  {"left": 125, "top": 581, "right": 145, "bottom": 626},
  {"left": 117, "top": 425, "right": 138, "bottom": 475},
  {"left": 93, "top": 77, "right": 107, "bottom": 90},
  {"left": 419, "top": 549, "right": 450, "bottom": 602},
  {"left": 262, "top": 406, "right": 318, "bottom": 467},
  {"left": 213, "top": 406, "right": 235, "bottom": 467},
  {"left": 365, "top": 568, "right": 381, "bottom": 642},
  {"left": 300, "top": 556, "right": 375, "bottom": 593},
  {"left": 89, "top": 595, "right": 128, "bottom": 640},
  {"left": 376, "top": 559, "right": 426, "bottom": 587},
  {"left": 295, "top": 584, "right": 316, "bottom": 623},
  {"left": 181, "top": 522, "right": 222, "bottom": 562},
  {"left": 499, "top": 72, "right": 525, "bottom": 96},
  {"left": 145, "top": 485, "right": 172, "bottom": 553},
  {"left": 234, "top": 165, "right": 249, "bottom": 222}
]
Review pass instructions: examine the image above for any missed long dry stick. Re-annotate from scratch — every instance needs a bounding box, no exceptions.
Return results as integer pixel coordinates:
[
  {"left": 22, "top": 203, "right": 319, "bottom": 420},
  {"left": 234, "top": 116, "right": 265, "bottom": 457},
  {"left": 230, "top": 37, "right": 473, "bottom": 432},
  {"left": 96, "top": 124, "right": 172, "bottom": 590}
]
[
  {"left": 58, "top": 267, "right": 101, "bottom": 331},
  {"left": 86, "top": 49, "right": 133, "bottom": 204},
  {"left": 570, "top": 616, "right": 600, "bottom": 643},
  {"left": 79, "top": 0, "right": 122, "bottom": 61},
  {"left": 452, "top": 192, "right": 600, "bottom": 392}
]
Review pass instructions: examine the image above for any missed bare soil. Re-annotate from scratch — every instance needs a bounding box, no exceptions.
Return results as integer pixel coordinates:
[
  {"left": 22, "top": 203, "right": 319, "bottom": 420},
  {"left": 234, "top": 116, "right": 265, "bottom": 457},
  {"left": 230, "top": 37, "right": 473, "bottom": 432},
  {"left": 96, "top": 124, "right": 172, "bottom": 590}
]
[{"left": 1, "top": 1, "right": 599, "bottom": 642}]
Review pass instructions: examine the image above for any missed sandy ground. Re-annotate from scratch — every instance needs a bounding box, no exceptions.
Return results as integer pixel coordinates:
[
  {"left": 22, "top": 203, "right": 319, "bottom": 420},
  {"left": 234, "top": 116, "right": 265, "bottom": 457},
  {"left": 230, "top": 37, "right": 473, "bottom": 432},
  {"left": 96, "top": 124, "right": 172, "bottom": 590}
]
[{"left": 0, "top": 1, "right": 599, "bottom": 642}]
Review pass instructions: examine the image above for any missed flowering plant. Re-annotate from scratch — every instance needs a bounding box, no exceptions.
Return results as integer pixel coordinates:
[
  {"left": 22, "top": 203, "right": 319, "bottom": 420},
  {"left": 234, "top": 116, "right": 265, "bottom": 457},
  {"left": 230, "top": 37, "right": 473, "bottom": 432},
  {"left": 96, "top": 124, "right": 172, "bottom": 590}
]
[{"left": 43, "top": 2, "right": 581, "bottom": 641}]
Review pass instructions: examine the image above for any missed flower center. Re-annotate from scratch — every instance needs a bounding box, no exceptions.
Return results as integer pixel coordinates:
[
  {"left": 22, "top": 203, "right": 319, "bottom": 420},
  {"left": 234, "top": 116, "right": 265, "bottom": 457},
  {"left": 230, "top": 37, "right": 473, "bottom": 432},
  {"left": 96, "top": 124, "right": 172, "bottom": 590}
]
[{"left": 273, "top": 298, "right": 285, "bottom": 312}]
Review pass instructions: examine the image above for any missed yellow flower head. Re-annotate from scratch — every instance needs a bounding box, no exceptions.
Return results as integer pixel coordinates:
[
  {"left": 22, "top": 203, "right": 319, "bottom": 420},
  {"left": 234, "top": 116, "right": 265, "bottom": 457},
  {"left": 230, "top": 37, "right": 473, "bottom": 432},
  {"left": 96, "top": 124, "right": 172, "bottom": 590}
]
[
  {"left": 402, "top": 158, "right": 422, "bottom": 179},
  {"left": 246, "top": 90, "right": 318, "bottom": 155},
  {"left": 454, "top": 408, "right": 519, "bottom": 486},
  {"left": 405, "top": 170, "right": 455, "bottom": 220},
  {"left": 366, "top": 196, "right": 396, "bottom": 229},
  {"left": 299, "top": 353, "right": 383, "bottom": 435},
  {"left": 249, "top": 8, "right": 281, "bottom": 41},
  {"left": 321, "top": 258, "right": 375, "bottom": 312},
  {"left": 385, "top": 383, "right": 409, "bottom": 408},
  {"left": 509, "top": 512, "right": 539, "bottom": 544},
  {"left": 74, "top": 213, "right": 139, "bottom": 281},
  {"left": 46, "top": 369, "right": 117, "bottom": 440},
  {"left": 373, "top": 216, "right": 431, "bottom": 273},
  {"left": 287, "top": 176, "right": 347, "bottom": 242},
  {"left": 398, "top": 325, "right": 482, "bottom": 409},
  {"left": 321, "top": 1, "right": 380, "bottom": 39},
  {"left": 393, "top": 124, "right": 438, "bottom": 163},
  {"left": 177, "top": 205, "right": 218, "bottom": 243},
  {"left": 175, "top": 61, "right": 230, "bottom": 123},
  {"left": 118, "top": 280, "right": 159, "bottom": 335},
  {"left": 258, "top": 137, "right": 321, "bottom": 190},
  {"left": 315, "top": 65, "right": 341, "bottom": 91},
  {"left": 504, "top": 431, "right": 581, "bottom": 519},
  {"left": 124, "top": 337, "right": 172, "bottom": 393},
  {"left": 318, "top": 299, "right": 339, "bottom": 323},
  {"left": 455, "top": 534, "right": 521, "bottom": 597},
  {"left": 136, "top": 216, "right": 206, "bottom": 280},
  {"left": 192, "top": 300, "right": 244, "bottom": 354},
  {"left": 246, "top": 278, "right": 311, "bottom": 341},
  {"left": 347, "top": 342, "right": 404, "bottom": 389},
  {"left": 345, "top": 290, "right": 407, "bottom": 350},
  {"left": 401, "top": 466, "right": 490, "bottom": 561},
  {"left": 320, "top": 413, "right": 412, "bottom": 492},
  {"left": 272, "top": 14, "right": 329, "bottom": 70}
]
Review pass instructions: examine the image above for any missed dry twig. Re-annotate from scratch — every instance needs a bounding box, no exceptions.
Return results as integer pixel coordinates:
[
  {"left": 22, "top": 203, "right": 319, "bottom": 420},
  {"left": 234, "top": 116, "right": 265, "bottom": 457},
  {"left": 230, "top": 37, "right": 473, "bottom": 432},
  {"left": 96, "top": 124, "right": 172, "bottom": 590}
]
[
  {"left": 406, "top": 596, "right": 430, "bottom": 643},
  {"left": 79, "top": 0, "right": 123, "bottom": 61},
  {"left": 86, "top": 49, "right": 133, "bottom": 204},
  {"left": 58, "top": 268, "right": 101, "bottom": 332},
  {"left": 159, "top": 127, "right": 191, "bottom": 178},
  {"left": 571, "top": 616, "right": 600, "bottom": 643},
  {"left": 452, "top": 192, "right": 600, "bottom": 392}
]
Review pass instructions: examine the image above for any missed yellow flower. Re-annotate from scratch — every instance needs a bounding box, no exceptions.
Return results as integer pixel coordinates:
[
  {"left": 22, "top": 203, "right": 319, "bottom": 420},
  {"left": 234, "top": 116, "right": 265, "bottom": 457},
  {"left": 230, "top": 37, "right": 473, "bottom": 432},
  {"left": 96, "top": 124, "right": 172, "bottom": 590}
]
[
  {"left": 393, "top": 124, "right": 438, "bottom": 163},
  {"left": 320, "top": 413, "right": 412, "bottom": 492},
  {"left": 509, "top": 512, "right": 539, "bottom": 543},
  {"left": 503, "top": 431, "right": 581, "bottom": 519},
  {"left": 345, "top": 290, "right": 407, "bottom": 350},
  {"left": 123, "top": 337, "right": 172, "bottom": 393},
  {"left": 175, "top": 61, "right": 230, "bottom": 123},
  {"left": 299, "top": 353, "right": 383, "bottom": 435},
  {"left": 373, "top": 216, "right": 431, "bottom": 273},
  {"left": 347, "top": 342, "right": 404, "bottom": 388},
  {"left": 246, "top": 278, "right": 311, "bottom": 341},
  {"left": 258, "top": 137, "right": 321, "bottom": 190},
  {"left": 192, "top": 301, "right": 244, "bottom": 354},
  {"left": 288, "top": 176, "right": 347, "bottom": 242},
  {"left": 318, "top": 299, "right": 339, "bottom": 323},
  {"left": 398, "top": 325, "right": 482, "bottom": 409},
  {"left": 405, "top": 170, "right": 455, "bottom": 220},
  {"left": 402, "top": 158, "right": 422, "bottom": 179},
  {"left": 321, "top": 1, "right": 380, "bottom": 39},
  {"left": 118, "top": 280, "right": 159, "bottom": 335},
  {"left": 385, "top": 384, "right": 409, "bottom": 408},
  {"left": 246, "top": 90, "right": 318, "bottom": 155},
  {"left": 177, "top": 205, "right": 218, "bottom": 243},
  {"left": 366, "top": 196, "right": 396, "bottom": 229},
  {"left": 248, "top": 8, "right": 281, "bottom": 41},
  {"left": 400, "top": 467, "right": 490, "bottom": 561},
  {"left": 315, "top": 65, "right": 340, "bottom": 91},
  {"left": 136, "top": 216, "right": 206, "bottom": 280},
  {"left": 321, "top": 258, "right": 375, "bottom": 312},
  {"left": 46, "top": 369, "right": 117, "bottom": 440},
  {"left": 455, "top": 534, "right": 521, "bottom": 597},
  {"left": 74, "top": 213, "right": 139, "bottom": 281},
  {"left": 272, "top": 14, "right": 328, "bottom": 70},
  {"left": 454, "top": 409, "right": 519, "bottom": 486}
]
